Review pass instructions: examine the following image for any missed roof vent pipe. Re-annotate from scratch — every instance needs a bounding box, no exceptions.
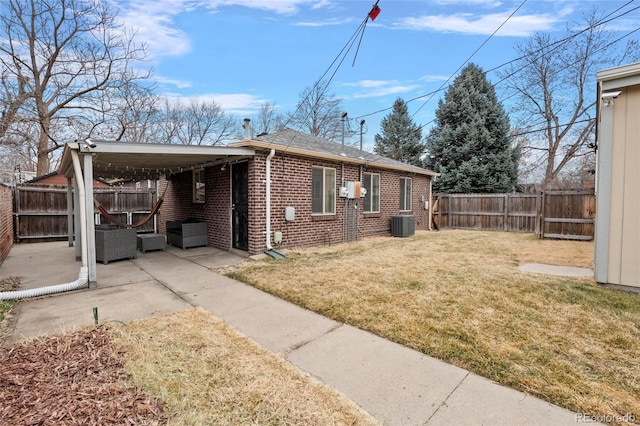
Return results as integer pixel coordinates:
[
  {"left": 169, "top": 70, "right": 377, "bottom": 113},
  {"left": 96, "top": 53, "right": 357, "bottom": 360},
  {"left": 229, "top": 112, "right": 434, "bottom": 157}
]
[
  {"left": 359, "top": 119, "right": 365, "bottom": 158},
  {"left": 341, "top": 112, "right": 347, "bottom": 155},
  {"left": 243, "top": 118, "right": 251, "bottom": 139}
]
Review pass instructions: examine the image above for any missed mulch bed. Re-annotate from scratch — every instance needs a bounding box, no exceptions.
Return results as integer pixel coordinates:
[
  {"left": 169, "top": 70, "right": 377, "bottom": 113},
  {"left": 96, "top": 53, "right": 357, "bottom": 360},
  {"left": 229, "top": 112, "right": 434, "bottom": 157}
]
[{"left": 0, "top": 327, "right": 167, "bottom": 425}]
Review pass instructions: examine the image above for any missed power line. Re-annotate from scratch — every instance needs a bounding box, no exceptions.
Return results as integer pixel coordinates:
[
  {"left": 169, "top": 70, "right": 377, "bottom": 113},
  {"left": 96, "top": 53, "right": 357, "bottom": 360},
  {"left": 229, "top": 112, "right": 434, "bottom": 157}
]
[
  {"left": 263, "top": 2, "right": 382, "bottom": 153},
  {"left": 356, "top": 1, "right": 639, "bottom": 122},
  {"left": 411, "top": 0, "right": 528, "bottom": 119}
]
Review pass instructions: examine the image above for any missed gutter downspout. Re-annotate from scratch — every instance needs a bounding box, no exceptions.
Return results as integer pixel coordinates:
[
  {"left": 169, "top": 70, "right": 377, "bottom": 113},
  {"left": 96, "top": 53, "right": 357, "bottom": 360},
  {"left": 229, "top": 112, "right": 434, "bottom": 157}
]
[
  {"left": 428, "top": 177, "right": 434, "bottom": 231},
  {"left": 265, "top": 149, "right": 275, "bottom": 250},
  {"left": 71, "top": 149, "right": 89, "bottom": 269}
]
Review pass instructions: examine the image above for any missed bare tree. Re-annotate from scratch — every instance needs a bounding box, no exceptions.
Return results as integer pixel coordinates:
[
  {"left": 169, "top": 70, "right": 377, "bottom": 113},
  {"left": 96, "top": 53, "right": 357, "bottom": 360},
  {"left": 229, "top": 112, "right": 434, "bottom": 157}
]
[
  {"left": 110, "top": 84, "right": 160, "bottom": 143},
  {"left": 157, "top": 98, "right": 237, "bottom": 145},
  {"left": 500, "top": 11, "right": 639, "bottom": 188},
  {"left": 288, "top": 81, "right": 345, "bottom": 141},
  {"left": 254, "top": 102, "right": 286, "bottom": 135},
  {"left": 0, "top": 0, "right": 150, "bottom": 175}
]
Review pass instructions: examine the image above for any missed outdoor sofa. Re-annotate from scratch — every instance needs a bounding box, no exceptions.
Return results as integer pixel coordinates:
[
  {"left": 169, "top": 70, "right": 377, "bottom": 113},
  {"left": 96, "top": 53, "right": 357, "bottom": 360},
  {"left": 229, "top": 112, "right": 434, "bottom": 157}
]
[{"left": 166, "top": 220, "right": 208, "bottom": 249}]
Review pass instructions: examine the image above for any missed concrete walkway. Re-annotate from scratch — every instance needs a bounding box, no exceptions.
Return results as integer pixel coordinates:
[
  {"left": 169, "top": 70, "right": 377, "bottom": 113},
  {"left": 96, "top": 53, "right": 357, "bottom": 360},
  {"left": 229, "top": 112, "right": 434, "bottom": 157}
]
[
  {"left": 518, "top": 263, "right": 594, "bottom": 278},
  {"left": 1, "top": 242, "right": 592, "bottom": 425}
]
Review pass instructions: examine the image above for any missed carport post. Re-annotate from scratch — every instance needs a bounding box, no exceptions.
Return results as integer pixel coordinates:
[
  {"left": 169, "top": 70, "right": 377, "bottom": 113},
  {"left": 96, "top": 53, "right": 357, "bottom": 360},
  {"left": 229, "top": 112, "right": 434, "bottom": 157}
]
[
  {"left": 73, "top": 175, "right": 82, "bottom": 261},
  {"left": 83, "top": 152, "right": 97, "bottom": 288}
]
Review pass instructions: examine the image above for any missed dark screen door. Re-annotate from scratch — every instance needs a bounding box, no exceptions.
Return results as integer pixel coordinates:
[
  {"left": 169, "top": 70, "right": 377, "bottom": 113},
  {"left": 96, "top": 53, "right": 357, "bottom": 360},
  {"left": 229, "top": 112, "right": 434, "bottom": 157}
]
[{"left": 231, "top": 162, "right": 249, "bottom": 251}]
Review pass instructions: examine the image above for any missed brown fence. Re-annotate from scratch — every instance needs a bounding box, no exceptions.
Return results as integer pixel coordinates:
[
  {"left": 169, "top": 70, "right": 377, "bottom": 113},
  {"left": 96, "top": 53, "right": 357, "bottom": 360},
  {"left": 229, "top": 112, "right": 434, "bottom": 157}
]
[
  {"left": 13, "top": 185, "right": 156, "bottom": 242},
  {"left": 0, "top": 184, "right": 13, "bottom": 263},
  {"left": 538, "top": 190, "right": 596, "bottom": 240},
  {"left": 433, "top": 189, "right": 595, "bottom": 240}
]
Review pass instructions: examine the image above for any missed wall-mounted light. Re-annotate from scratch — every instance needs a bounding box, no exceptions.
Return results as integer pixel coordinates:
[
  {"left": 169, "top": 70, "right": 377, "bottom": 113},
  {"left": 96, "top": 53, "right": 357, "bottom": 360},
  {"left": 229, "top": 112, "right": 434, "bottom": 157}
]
[
  {"left": 601, "top": 91, "right": 622, "bottom": 107},
  {"left": 84, "top": 138, "right": 97, "bottom": 149}
]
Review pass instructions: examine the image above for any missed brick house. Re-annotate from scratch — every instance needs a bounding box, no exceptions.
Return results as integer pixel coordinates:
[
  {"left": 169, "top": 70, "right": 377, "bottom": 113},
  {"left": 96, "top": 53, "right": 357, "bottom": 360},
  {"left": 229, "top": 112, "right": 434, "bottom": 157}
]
[{"left": 159, "top": 129, "right": 439, "bottom": 256}]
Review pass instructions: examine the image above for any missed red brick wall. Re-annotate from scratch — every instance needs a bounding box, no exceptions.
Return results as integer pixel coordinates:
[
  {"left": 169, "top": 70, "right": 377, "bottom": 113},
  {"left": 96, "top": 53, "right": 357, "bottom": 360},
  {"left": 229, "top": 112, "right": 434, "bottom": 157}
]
[
  {"left": 159, "top": 151, "right": 432, "bottom": 256},
  {"left": 158, "top": 167, "right": 232, "bottom": 251},
  {"left": 0, "top": 184, "right": 14, "bottom": 264},
  {"left": 248, "top": 149, "right": 432, "bottom": 255}
]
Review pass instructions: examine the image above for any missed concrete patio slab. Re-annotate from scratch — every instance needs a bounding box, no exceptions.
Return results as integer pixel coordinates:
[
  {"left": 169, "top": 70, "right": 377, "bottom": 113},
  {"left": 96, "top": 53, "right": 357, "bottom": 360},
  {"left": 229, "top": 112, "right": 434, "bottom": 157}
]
[
  {"left": 287, "top": 324, "right": 469, "bottom": 426},
  {"left": 5, "top": 280, "right": 192, "bottom": 346},
  {"left": 186, "top": 278, "right": 340, "bottom": 355},
  {"left": 0, "top": 241, "right": 79, "bottom": 289},
  {"left": 427, "top": 372, "right": 582, "bottom": 426},
  {"left": 519, "top": 263, "right": 593, "bottom": 278}
]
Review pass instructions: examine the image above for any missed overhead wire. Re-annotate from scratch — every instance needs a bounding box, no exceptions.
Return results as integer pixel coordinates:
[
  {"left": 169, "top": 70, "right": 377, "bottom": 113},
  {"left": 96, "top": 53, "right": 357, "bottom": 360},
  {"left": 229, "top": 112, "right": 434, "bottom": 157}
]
[
  {"left": 411, "top": 0, "right": 528, "bottom": 119},
  {"left": 261, "top": 2, "right": 382, "bottom": 153},
  {"left": 356, "top": 0, "right": 639, "bottom": 122},
  {"left": 355, "top": 1, "right": 639, "bottom": 171}
]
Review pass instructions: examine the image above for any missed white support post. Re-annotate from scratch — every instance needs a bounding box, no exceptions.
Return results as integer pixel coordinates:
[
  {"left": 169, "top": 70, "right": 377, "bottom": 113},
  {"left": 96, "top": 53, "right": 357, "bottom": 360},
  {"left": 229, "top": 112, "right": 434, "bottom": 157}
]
[
  {"left": 73, "top": 176, "right": 82, "bottom": 260},
  {"left": 67, "top": 177, "right": 74, "bottom": 248},
  {"left": 83, "top": 153, "right": 97, "bottom": 288}
]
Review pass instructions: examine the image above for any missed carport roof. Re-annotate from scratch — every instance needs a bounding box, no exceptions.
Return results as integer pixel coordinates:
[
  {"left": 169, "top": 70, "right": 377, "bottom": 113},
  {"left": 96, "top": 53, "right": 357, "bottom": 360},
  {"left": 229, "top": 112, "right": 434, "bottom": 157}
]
[{"left": 59, "top": 140, "right": 255, "bottom": 181}]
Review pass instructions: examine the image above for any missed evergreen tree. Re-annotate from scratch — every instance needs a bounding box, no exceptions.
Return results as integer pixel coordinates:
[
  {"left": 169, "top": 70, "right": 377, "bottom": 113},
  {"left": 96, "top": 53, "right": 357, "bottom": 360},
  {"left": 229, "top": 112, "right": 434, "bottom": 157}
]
[
  {"left": 374, "top": 98, "right": 425, "bottom": 166},
  {"left": 425, "top": 63, "right": 519, "bottom": 193}
]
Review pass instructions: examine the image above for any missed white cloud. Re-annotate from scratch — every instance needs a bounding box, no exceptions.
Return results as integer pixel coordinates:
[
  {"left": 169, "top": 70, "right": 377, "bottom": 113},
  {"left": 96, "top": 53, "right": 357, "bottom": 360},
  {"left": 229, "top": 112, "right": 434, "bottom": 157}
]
[
  {"left": 342, "top": 80, "right": 421, "bottom": 99},
  {"left": 162, "top": 92, "right": 268, "bottom": 115},
  {"left": 296, "top": 17, "right": 354, "bottom": 27},
  {"left": 418, "top": 74, "right": 450, "bottom": 82},
  {"left": 115, "top": 0, "right": 192, "bottom": 57},
  {"left": 155, "top": 75, "right": 193, "bottom": 89},
  {"left": 196, "top": 0, "right": 325, "bottom": 15},
  {"left": 434, "top": 0, "right": 503, "bottom": 7},
  {"left": 397, "top": 12, "right": 565, "bottom": 37},
  {"left": 343, "top": 80, "right": 390, "bottom": 88},
  {"left": 114, "top": 0, "right": 336, "bottom": 58}
]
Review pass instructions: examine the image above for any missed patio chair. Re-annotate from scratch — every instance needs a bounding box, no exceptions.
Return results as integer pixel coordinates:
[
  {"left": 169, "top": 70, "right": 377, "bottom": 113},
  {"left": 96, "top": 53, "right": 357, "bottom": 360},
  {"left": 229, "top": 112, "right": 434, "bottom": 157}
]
[
  {"left": 166, "top": 220, "right": 208, "bottom": 249},
  {"left": 95, "top": 225, "right": 137, "bottom": 264}
]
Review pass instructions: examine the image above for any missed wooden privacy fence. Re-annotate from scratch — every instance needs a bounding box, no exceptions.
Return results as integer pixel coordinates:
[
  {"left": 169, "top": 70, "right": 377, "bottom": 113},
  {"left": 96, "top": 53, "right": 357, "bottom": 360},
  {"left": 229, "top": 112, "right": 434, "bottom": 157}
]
[
  {"left": 13, "top": 185, "right": 156, "bottom": 242},
  {"left": 433, "top": 189, "right": 595, "bottom": 240},
  {"left": 0, "top": 184, "right": 13, "bottom": 263},
  {"left": 539, "top": 190, "right": 596, "bottom": 240}
]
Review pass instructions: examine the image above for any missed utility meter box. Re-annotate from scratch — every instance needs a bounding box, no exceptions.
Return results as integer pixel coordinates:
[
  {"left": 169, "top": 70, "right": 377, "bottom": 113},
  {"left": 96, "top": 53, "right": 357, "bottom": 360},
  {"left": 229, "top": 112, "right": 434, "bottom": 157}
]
[
  {"left": 346, "top": 181, "right": 361, "bottom": 199},
  {"left": 285, "top": 206, "right": 295, "bottom": 221}
]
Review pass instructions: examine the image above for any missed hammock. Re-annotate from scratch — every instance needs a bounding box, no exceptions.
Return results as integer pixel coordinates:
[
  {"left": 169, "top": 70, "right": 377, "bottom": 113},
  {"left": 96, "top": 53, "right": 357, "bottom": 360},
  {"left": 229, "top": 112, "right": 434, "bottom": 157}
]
[{"left": 94, "top": 186, "right": 168, "bottom": 229}]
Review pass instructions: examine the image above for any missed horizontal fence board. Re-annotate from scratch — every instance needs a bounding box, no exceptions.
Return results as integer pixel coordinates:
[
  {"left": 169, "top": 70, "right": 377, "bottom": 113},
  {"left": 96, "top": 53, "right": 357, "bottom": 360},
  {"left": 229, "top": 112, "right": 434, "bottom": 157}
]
[
  {"left": 544, "top": 218, "right": 595, "bottom": 224},
  {"left": 544, "top": 233, "right": 594, "bottom": 241}
]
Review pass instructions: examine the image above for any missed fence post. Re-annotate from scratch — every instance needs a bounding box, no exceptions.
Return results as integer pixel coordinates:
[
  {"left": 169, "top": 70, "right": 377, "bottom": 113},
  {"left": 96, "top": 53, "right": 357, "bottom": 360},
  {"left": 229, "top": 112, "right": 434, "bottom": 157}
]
[
  {"left": 503, "top": 193, "right": 509, "bottom": 232},
  {"left": 537, "top": 191, "right": 545, "bottom": 239}
]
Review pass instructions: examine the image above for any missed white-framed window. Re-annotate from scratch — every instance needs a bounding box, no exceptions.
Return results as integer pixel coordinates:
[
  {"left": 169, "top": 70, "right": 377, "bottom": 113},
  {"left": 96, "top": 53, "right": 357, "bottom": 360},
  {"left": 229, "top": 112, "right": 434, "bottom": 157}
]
[
  {"left": 363, "top": 173, "right": 380, "bottom": 213},
  {"left": 193, "top": 168, "right": 205, "bottom": 203},
  {"left": 400, "top": 177, "right": 412, "bottom": 211},
  {"left": 312, "top": 166, "right": 336, "bottom": 215}
]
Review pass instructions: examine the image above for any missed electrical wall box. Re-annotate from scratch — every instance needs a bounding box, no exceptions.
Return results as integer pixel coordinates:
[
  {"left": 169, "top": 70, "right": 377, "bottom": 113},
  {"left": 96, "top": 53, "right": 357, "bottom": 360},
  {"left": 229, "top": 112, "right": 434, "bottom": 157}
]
[
  {"left": 418, "top": 195, "right": 425, "bottom": 202},
  {"left": 285, "top": 206, "right": 295, "bottom": 221},
  {"left": 339, "top": 186, "right": 348, "bottom": 198},
  {"left": 274, "top": 231, "right": 283, "bottom": 244},
  {"left": 425, "top": 201, "right": 429, "bottom": 210}
]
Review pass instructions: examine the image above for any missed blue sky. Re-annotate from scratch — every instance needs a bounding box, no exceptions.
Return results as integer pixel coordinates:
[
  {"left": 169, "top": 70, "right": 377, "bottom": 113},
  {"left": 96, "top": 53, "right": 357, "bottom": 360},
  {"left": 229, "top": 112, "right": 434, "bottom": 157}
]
[{"left": 112, "top": 0, "right": 640, "bottom": 147}]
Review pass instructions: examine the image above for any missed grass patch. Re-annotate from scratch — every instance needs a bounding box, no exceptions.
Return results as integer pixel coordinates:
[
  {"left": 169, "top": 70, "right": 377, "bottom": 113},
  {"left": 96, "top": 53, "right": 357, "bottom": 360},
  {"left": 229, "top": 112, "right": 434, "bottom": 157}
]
[
  {"left": 222, "top": 230, "right": 640, "bottom": 422},
  {"left": 109, "top": 308, "right": 380, "bottom": 426},
  {"left": 0, "top": 277, "right": 19, "bottom": 340}
]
